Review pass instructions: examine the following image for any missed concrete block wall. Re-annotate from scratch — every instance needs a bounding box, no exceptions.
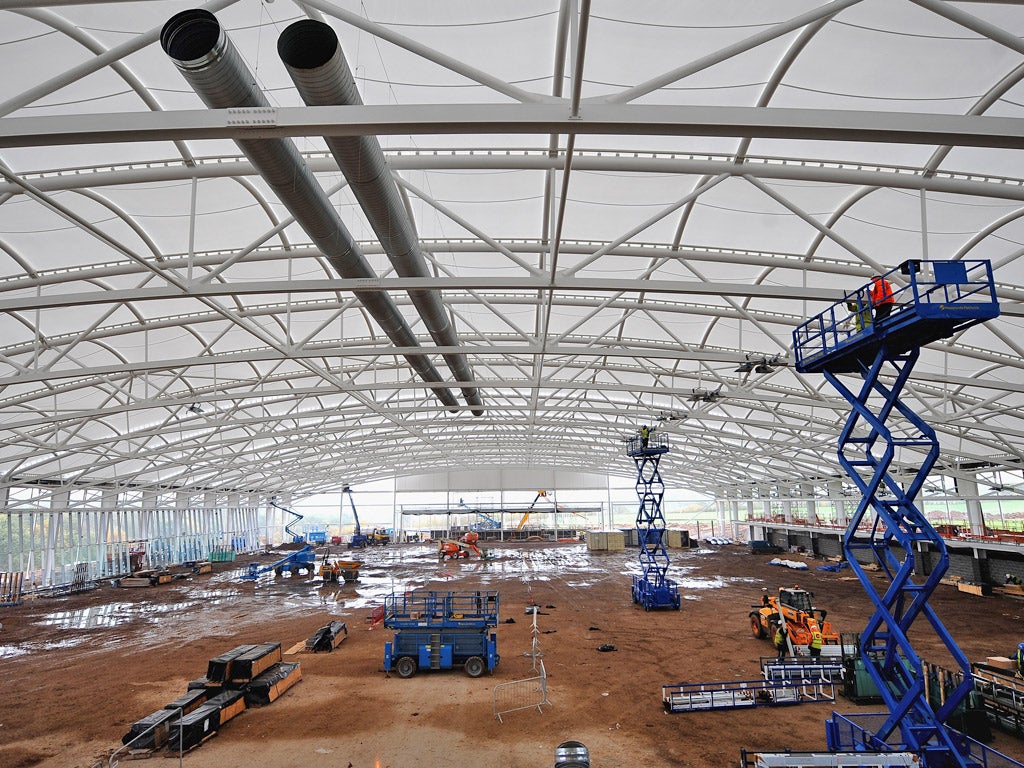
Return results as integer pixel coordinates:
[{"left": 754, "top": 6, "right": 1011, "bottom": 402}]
[
  {"left": 979, "top": 553, "right": 1024, "bottom": 586},
  {"left": 816, "top": 536, "right": 843, "bottom": 559},
  {"left": 789, "top": 531, "right": 814, "bottom": 553},
  {"left": 752, "top": 526, "right": 1024, "bottom": 588},
  {"left": 946, "top": 550, "right": 983, "bottom": 583}
]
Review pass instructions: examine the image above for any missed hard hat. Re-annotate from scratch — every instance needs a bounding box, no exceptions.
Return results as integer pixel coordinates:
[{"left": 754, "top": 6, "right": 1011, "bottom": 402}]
[{"left": 1019, "top": 642, "right": 1024, "bottom": 652}]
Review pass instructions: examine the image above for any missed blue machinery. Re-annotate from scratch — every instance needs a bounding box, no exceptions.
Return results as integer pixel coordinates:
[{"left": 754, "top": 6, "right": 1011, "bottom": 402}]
[
  {"left": 382, "top": 590, "right": 500, "bottom": 678},
  {"left": 239, "top": 544, "right": 316, "bottom": 581},
  {"left": 793, "top": 260, "right": 1000, "bottom": 767},
  {"left": 625, "top": 432, "right": 680, "bottom": 610},
  {"left": 270, "top": 499, "right": 305, "bottom": 543}
]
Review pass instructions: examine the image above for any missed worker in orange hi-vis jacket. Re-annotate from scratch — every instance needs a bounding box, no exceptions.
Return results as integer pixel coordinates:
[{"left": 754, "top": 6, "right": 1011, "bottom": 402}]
[{"left": 870, "top": 274, "right": 895, "bottom": 323}]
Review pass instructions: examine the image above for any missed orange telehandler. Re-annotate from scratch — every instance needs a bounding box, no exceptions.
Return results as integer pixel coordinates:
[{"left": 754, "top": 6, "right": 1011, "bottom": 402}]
[{"left": 749, "top": 585, "right": 839, "bottom": 652}]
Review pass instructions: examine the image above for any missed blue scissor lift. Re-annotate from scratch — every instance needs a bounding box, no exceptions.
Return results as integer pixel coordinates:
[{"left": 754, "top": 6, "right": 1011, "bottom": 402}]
[
  {"left": 626, "top": 432, "right": 680, "bottom": 610},
  {"left": 793, "top": 260, "right": 1000, "bottom": 768}
]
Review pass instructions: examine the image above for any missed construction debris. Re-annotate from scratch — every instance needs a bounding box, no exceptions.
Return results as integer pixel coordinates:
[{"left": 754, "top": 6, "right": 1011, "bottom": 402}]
[{"left": 305, "top": 621, "right": 348, "bottom": 652}]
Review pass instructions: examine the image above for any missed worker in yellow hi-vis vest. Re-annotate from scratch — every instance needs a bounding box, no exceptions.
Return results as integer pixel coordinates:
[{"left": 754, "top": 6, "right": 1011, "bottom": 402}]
[
  {"left": 774, "top": 625, "right": 788, "bottom": 660},
  {"left": 810, "top": 629, "right": 824, "bottom": 659}
]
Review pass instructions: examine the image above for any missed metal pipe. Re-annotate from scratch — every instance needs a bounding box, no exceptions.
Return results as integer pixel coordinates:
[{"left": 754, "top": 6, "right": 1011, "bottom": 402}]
[
  {"left": 160, "top": 9, "right": 458, "bottom": 411},
  {"left": 277, "top": 19, "right": 483, "bottom": 416}
]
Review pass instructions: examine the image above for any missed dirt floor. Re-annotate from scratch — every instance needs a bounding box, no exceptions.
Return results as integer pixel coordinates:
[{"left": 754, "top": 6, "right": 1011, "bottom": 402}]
[{"left": 3, "top": 541, "right": 1024, "bottom": 768}]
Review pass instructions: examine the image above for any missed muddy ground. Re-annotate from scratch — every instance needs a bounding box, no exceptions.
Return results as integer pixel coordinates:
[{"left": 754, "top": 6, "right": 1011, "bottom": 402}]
[{"left": 3, "top": 541, "right": 1024, "bottom": 768}]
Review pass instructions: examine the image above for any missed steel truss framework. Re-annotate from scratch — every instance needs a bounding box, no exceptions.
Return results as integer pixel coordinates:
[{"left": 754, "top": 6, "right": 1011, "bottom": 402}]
[
  {"left": 1, "top": 504, "right": 262, "bottom": 588},
  {"left": 0, "top": 1, "right": 1019, "bottom": 514}
]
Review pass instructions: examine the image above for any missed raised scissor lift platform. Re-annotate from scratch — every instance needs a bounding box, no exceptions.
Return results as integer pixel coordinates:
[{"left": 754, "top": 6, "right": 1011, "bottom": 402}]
[
  {"left": 794, "top": 260, "right": 998, "bottom": 375},
  {"left": 792, "top": 260, "right": 1000, "bottom": 768}
]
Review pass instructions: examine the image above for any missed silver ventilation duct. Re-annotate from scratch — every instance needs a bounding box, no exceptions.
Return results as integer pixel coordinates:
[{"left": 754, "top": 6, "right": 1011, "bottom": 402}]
[
  {"left": 277, "top": 20, "right": 483, "bottom": 417},
  {"left": 160, "top": 9, "right": 459, "bottom": 412}
]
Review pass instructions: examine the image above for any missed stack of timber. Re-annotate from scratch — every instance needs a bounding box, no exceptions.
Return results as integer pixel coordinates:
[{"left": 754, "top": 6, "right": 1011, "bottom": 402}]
[
  {"left": 121, "top": 641, "right": 301, "bottom": 755},
  {"left": 993, "top": 583, "right": 1024, "bottom": 599},
  {"left": 119, "top": 568, "right": 173, "bottom": 588}
]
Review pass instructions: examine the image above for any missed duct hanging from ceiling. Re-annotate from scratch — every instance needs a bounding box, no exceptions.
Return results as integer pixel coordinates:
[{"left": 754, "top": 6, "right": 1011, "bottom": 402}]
[
  {"left": 160, "top": 9, "right": 459, "bottom": 412},
  {"left": 277, "top": 20, "right": 484, "bottom": 416}
]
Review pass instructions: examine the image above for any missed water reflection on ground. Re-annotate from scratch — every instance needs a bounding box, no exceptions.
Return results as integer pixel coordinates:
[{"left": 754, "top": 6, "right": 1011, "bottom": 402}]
[{"left": 5, "top": 543, "right": 748, "bottom": 656}]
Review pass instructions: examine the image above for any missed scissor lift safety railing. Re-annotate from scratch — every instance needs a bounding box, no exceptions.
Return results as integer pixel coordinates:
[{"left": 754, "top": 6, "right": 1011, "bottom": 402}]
[
  {"left": 383, "top": 590, "right": 499, "bottom": 629},
  {"left": 762, "top": 658, "right": 845, "bottom": 683},
  {"left": 663, "top": 677, "right": 835, "bottom": 713},
  {"left": 793, "top": 260, "right": 1000, "bottom": 768},
  {"left": 625, "top": 433, "right": 680, "bottom": 610},
  {"left": 972, "top": 665, "right": 1024, "bottom": 736}
]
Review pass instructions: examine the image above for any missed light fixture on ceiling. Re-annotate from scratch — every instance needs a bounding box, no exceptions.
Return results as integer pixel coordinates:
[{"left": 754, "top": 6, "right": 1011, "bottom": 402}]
[
  {"left": 689, "top": 386, "right": 722, "bottom": 403},
  {"left": 186, "top": 403, "right": 204, "bottom": 415},
  {"left": 656, "top": 410, "right": 688, "bottom": 423},
  {"left": 736, "top": 353, "right": 787, "bottom": 378}
]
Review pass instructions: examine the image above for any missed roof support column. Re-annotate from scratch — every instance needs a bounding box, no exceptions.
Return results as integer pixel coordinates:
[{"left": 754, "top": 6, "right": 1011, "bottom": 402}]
[
  {"left": 828, "top": 479, "right": 848, "bottom": 529},
  {"left": 955, "top": 473, "right": 987, "bottom": 536},
  {"left": 802, "top": 483, "right": 819, "bottom": 526}
]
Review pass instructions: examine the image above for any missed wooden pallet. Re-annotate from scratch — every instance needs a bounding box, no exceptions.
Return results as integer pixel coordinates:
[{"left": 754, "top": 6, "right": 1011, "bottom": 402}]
[{"left": 957, "top": 581, "right": 992, "bottom": 597}]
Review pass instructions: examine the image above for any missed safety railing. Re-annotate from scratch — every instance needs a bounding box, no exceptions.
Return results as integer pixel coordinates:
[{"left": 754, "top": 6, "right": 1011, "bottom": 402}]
[
  {"left": 826, "top": 712, "right": 1022, "bottom": 768},
  {"left": 493, "top": 660, "right": 550, "bottom": 722},
  {"left": 793, "top": 260, "right": 998, "bottom": 371},
  {"left": 662, "top": 677, "right": 835, "bottom": 713},
  {"left": 383, "top": 590, "right": 500, "bottom": 628}
]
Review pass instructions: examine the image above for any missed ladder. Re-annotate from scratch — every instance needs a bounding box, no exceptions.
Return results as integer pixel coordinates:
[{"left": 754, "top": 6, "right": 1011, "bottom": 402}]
[{"left": 429, "top": 633, "right": 441, "bottom": 669}]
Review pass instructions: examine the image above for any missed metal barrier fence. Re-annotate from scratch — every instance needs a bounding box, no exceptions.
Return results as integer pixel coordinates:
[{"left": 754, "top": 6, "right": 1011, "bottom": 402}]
[{"left": 493, "top": 660, "right": 550, "bottom": 722}]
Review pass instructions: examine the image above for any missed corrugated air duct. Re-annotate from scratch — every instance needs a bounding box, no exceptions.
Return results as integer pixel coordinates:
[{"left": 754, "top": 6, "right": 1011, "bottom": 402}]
[
  {"left": 277, "top": 19, "right": 483, "bottom": 417},
  {"left": 160, "top": 9, "right": 458, "bottom": 412}
]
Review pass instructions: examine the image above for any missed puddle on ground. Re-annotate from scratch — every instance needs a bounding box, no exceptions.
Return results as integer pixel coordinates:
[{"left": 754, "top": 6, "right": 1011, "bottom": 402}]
[
  {"left": 229, "top": 543, "right": 741, "bottom": 606},
  {"left": 0, "top": 645, "right": 29, "bottom": 659},
  {"left": 37, "top": 599, "right": 205, "bottom": 630},
  {"left": 6, "top": 543, "right": 744, "bottom": 656}
]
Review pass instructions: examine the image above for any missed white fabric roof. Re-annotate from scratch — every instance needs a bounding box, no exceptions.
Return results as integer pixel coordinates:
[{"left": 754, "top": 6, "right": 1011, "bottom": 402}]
[{"left": 0, "top": 1, "right": 1021, "bottom": 499}]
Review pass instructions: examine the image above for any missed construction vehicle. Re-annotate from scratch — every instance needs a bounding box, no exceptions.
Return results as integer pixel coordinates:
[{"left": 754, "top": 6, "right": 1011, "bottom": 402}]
[
  {"left": 240, "top": 544, "right": 317, "bottom": 581},
  {"left": 382, "top": 590, "right": 499, "bottom": 678},
  {"left": 270, "top": 498, "right": 305, "bottom": 543},
  {"left": 368, "top": 527, "right": 391, "bottom": 546},
  {"left": 342, "top": 485, "right": 371, "bottom": 549},
  {"left": 749, "top": 586, "right": 839, "bottom": 651},
  {"left": 517, "top": 490, "right": 550, "bottom": 531},
  {"left": 319, "top": 559, "right": 363, "bottom": 583},
  {"left": 438, "top": 531, "right": 485, "bottom": 561}
]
